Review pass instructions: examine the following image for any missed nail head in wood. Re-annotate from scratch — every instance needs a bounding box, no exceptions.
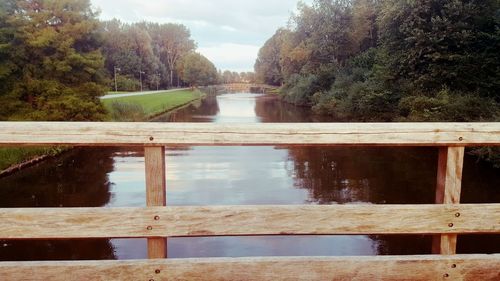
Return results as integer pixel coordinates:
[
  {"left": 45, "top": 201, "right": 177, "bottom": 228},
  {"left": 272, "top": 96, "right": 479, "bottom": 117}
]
[{"left": 147, "top": 226, "right": 153, "bottom": 231}]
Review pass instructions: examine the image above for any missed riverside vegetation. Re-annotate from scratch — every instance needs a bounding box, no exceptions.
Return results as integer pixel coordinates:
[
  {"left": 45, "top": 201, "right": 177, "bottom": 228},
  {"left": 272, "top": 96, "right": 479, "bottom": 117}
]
[
  {"left": 0, "top": 0, "right": 220, "bottom": 122},
  {"left": 0, "top": 0, "right": 214, "bottom": 170},
  {"left": 0, "top": 0, "right": 498, "bottom": 169},
  {"left": 255, "top": 0, "right": 500, "bottom": 165},
  {"left": 103, "top": 89, "right": 204, "bottom": 121}
]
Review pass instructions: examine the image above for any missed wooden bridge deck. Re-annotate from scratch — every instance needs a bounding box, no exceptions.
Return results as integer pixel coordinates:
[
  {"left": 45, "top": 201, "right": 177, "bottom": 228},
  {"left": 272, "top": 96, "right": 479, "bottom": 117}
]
[{"left": 0, "top": 122, "right": 499, "bottom": 280}]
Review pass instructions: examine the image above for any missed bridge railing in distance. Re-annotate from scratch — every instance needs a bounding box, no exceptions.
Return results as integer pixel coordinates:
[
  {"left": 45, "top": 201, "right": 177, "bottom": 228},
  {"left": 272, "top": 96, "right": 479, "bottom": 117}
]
[{"left": 0, "top": 122, "right": 499, "bottom": 281}]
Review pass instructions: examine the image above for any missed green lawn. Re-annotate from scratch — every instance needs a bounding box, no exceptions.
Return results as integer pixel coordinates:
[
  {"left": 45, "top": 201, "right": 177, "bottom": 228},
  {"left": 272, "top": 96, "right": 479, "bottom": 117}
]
[
  {"left": 102, "top": 89, "right": 203, "bottom": 120},
  {"left": 1, "top": 90, "right": 202, "bottom": 172},
  {"left": 0, "top": 147, "right": 64, "bottom": 171}
]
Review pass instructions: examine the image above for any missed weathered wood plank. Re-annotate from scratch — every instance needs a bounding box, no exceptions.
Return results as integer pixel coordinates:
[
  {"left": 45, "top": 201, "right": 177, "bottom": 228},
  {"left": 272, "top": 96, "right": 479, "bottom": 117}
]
[
  {"left": 0, "top": 255, "right": 498, "bottom": 281},
  {"left": 0, "top": 204, "right": 498, "bottom": 239},
  {"left": 433, "top": 147, "right": 465, "bottom": 255},
  {"left": 436, "top": 147, "right": 464, "bottom": 205},
  {"left": 0, "top": 122, "right": 499, "bottom": 146},
  {"left": 145, "top": 147, "right": 167, "bottom": 259}
]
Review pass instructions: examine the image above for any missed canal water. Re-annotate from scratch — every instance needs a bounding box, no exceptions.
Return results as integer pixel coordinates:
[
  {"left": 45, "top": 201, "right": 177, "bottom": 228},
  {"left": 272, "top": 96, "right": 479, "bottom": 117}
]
[{"left": 1, "top": 93, "right": 498, "bottom": 261}]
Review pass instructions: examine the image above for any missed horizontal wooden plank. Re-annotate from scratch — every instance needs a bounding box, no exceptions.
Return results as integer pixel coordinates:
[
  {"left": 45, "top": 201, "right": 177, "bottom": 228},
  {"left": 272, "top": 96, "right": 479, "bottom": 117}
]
[
  {"left": 0, "top": 255, "right": 498, "bottom": 281},
  {"left": 1, "top": 204, "right": 498, "bottom": 239},
  {"left": 0, "top": 122, "right": 499, "bottom": 146}
]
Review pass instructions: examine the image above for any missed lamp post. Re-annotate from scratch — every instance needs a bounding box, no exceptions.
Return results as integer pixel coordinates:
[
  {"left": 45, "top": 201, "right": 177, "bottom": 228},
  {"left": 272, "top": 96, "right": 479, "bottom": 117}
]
[
  {"left": 139, "top": 70, "right": 145, "bottom": 92},
  {"left": 114, "top": 66, "right": 121, "bottom": 92}
]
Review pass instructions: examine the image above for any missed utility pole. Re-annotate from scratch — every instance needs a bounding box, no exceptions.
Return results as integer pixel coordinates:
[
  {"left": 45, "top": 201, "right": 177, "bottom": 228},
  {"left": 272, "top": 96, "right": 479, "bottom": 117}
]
[
  {"left": 114, "top": 66, "right": 121, "bottom": 92},
  {"left": 139, "top": 70, "right": 145, "bottom": 92}
]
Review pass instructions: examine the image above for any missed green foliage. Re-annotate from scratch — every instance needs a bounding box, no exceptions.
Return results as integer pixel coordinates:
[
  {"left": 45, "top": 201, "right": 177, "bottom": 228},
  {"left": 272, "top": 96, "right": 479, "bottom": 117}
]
[
  {"left": 258, "top": 0, "right": 499, "bottom": 122},
  {"left": 114, "top": 75, "right": 141, "bottom": 92},
  {"left": 101, "top": 20, "right": 196, "bottom": 90},
  {"left": 107, "top": 102, "right": 146, "bottom": 122},
  {"left": 254, "top": 29, "right": 290, "bottom": 85},
  {"left": 0, "top": 0, "right": 107, "bottom": 121},
  {"left": 378, "top": 0, "right": 500, "bottom": 94},
  {"left": 311, "top": 48, "right": 400, "bottom": 121},
  {"left": 179, "top": 52, "right": 218, "bottom": 87},
  {"left": 0, "top": 146, "right": 65, "bottom": 171},
  {"left": 281, "top": 74, "right": 319, "bottom": 106},
  {"left": 398, "top": 88, "right": 499, "bottom": 122},
  {"left": 220, "top": 70, "right": 255, "bottom": 84},
  {"left": 257, "top": 0, "right": 499, "bottom": 165}
]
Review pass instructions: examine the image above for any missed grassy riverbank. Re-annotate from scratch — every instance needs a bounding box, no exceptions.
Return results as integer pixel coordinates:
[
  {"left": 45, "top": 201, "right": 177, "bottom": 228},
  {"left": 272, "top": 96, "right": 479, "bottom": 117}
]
[
  {"left": 0, "top": 147, "right": 65, "bottom": 171},
  {"left": 103, "top": 89, "right": 204, "bottom": 121},
  {"left": 0, "top": 89, "right": 204, "bottom": 175}
]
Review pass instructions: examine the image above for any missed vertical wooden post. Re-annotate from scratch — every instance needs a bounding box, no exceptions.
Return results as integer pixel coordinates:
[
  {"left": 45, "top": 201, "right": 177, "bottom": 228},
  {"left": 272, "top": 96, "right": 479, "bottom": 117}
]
[
  {"left": 145, "top": 146, "right": 166, "bottom": 259},
  {"left": 432, "top": 146, "right": 465, "bottom": 255}
]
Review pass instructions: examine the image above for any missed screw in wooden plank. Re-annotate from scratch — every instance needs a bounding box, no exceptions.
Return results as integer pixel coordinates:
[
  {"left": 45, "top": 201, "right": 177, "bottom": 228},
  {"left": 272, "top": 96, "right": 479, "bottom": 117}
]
[{"left": 147, "top": 226, "right": 153, "bottom": 230}]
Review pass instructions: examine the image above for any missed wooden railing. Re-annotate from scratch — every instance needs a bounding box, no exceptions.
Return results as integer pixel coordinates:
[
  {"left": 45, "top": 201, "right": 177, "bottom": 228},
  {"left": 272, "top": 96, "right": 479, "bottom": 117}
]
[{"left": 0, "top": 122, "right": 499, "bottom": 281}]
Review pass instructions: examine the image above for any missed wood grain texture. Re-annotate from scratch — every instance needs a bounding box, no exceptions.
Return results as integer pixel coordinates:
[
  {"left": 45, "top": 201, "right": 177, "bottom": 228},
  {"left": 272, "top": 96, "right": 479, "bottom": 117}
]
[
  {"left": 145, "top": 147, "right": 167, "bottom": 259},
  {"left": 433, "top": 147, "right": 465, "bottom": 255},
  {"left": 0, "top": 255, "right": 498, "bottom": 281},
  {"left": 0, "top": 204, "right": 498, "bottom": 239},
  {"left": 0, "top": 122, "right": 499, "bottom": 146}
]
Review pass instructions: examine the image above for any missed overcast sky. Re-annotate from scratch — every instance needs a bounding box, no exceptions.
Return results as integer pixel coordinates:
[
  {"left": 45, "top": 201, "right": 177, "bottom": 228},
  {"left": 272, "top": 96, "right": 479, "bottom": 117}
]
[{"left": 90, "top": 0, "right": 312, "bottom": 72}]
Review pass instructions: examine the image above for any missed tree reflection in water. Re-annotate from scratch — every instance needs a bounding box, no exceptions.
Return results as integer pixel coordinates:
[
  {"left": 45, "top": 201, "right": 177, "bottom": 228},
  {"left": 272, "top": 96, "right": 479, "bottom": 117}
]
[
  {"left": 1, "top": 93, "right": 498, "bottom": 260},
  {"left": 285, "top": 146, "right": 437, "bottom": 204},
  {"left": 0, "top": 148, "right": 116, "bottom": 261}
]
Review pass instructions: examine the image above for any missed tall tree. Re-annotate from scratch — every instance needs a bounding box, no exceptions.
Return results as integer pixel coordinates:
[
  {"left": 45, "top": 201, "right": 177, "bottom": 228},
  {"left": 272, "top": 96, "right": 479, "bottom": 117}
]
[
  {"left": 102, "top": 21, "right": 196, "bottom": 90},
  {"left": 179, "top": 52, "right": 218, "bottom": 87},
  {"left": 351, "top": 0, "right": 379, "bottom": 52},
  {"left": 294, "top": 0, "right": 355, "bottom": 68},
  {"left": 254, "top": 28, "right": 289, "bottom": 85},
  {"left": 154, "top": 23, "right": 195, "bottom": 88},
  {"left": 378, "top": 0, "right": 500, "bottom": 93},
  {"left": 0, "top": 0, "right": 106, "bottom": 121}
]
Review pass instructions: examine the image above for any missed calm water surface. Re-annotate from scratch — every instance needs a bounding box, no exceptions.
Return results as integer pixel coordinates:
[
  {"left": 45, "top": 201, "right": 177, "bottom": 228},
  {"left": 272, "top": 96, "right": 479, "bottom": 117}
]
[{"left": 1, "top": 93, "right": 499, "bottom": 261}]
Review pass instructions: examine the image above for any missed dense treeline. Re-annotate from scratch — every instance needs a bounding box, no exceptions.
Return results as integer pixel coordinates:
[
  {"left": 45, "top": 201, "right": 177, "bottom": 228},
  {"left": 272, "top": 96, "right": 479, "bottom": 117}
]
[
  {"left": 220, "top": 70, "right": 256, "bottom": 84},
  {"left": 101, "top": 20, "right": 204, "bottom": 91},
  {"left": 255, "top": 0, "right": 499, "bottom": 123},
  {"left": 0, "top": 0, "right": 244, "bottom": 121},
  {"left": 0, "top": 0, "right": 107, "bottom": 121}
]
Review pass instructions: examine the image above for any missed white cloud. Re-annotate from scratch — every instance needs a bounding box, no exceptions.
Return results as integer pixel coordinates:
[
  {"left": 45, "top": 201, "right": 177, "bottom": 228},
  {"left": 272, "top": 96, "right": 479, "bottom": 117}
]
[
  {"left": 91, "top": 0, "right": 314, "bottom": 71},
  {"left": 221, "top": 25, "right": 237, "bottom": 32},
  {"left": 199, "top": 43, "right": 260, "bottom": 72}
]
